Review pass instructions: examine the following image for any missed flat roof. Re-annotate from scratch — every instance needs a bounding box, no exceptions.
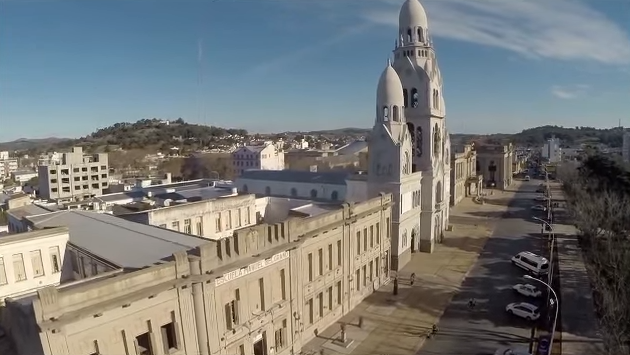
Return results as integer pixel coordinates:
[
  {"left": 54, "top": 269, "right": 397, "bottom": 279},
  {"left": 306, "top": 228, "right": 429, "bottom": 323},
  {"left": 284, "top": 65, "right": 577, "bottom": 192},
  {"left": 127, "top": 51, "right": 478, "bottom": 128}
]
[
  {"left": 239, "top": 170, "right": 348, "bottom": 186},
  {"left": 25, "top": 210, "right": 208, "bottom": 269},
  {"left": 153, "top": 186, "right": 235, "bottom": 201},
  {"left": 7, "top": 204, "right": 53, "bottom": 219}
]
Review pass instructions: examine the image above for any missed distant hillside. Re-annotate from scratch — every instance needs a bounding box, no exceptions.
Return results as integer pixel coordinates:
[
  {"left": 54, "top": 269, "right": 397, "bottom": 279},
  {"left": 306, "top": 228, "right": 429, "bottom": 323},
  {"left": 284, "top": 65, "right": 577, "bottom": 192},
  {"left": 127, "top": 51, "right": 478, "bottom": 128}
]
[
  {"left": 509, "top": 125, "right": 624, "bottom": 147},
  {"left": 0, "top": 137, "right": 72, "bottom": 152},
  {"left": 286, "top": 127, "right": 371, "bottom": 136}
]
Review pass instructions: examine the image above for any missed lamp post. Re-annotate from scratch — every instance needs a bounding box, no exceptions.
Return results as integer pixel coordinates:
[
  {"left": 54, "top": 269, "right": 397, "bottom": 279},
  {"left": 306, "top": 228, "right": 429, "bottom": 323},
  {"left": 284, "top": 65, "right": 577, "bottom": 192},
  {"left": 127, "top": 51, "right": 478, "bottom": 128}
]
[
  {"left": 524, "top": 275, "right": 559, "bottom": 355},
  {"left": 533, "top": 216, "right": 555, "bottom": 291}
]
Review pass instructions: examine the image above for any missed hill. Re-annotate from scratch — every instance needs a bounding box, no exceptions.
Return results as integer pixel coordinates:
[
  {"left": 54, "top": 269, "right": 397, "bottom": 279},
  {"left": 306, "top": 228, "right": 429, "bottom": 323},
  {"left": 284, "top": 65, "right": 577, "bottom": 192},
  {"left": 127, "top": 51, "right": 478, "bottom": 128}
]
[
  {"left": 509, "top": 125, "right": 624, "bottom": 147},
  {"left": 0, "top": 137, "right": 72, "bottom": 152}
]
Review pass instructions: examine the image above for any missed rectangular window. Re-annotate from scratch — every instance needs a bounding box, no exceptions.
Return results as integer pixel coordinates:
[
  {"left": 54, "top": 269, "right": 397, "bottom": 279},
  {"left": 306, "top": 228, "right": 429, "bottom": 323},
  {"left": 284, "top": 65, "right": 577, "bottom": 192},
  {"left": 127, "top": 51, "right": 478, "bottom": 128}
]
[
  {"left": 376, "top": 222, "right": 380, "bottom": 244},
  {"left": 318, "top": 292, "right": 324, "bottom": 318},
  {"left": 171, "top": 221, "right": 180, "bottom": 232},
  {"left": 135, "top": 332, "right": 153, "bottom": 355},
  {"left": 376, "top": 257, "right": 380, "bottom": 277},
  {"left": 308, "top": 299, "right": 314, "bottom": 324},
  {"left": 236, "top": 209, "right": 242, "bottom": 227},
  {"left": 336, "top": 281, "right": 342, "bottom": 305},
  {"left": 337, "top": 240, "right": 342, "bottom": 266},
  {"left": 246, "top": 206, "right": 251, "bottom": 224},
  {"left": 0, "top": 257, "right": 7, "bottom": 285},
  {"left": 274, "top": 319, "right": 287, "bottom": 350},
  {"left": 225, "top": 290, "right": 240, "bottom": 330},
  {"left": 328, "top": 244, "right": 333, "bottom": 271},
  {"left": 363, "top": 265, "right": 367, "bottom": 286},
  {"left": 386, "top": 218, "right": 390, "bottom": 238},
  {"left": 318, "top": 248, "right": 323, "bottom": 276},
  {"left": 160, "top": 321, "right": 179, "bottom": 353},
  {"left": 280, "top": 269, "right": 286, "bottom": 300},
  {"left": 184, "top": 219, "right": 191, "bottom": 234},
  {"left": 369, "top": 260, "right": 374, "bottom": 282},
  {"left": 30, "top": 250, "right": 44, "bottom": 277},
  {"left": 259, "top": 277, "right": 266, "bottom": 311},
  {"left": 227, "top": 210, "right": 233, "bottom": 229},
  {"left": 355, "top": 269, "right": 360, "bottom": 291},
  {"left": 196, "top": 217, "right": 203, "bottom": 236},
  {"left": 49, "top": 246, "right": 61, "bottom": 273},
  {"left": 327, "top": 286, "right": 333, "bottom": 311},
  {"left": 216, "top": 214, "right": 222, "bottom": 232},
  {"left": 356, "top": 232, "right": 361, "bottom": 255},
  {"left": 370, "top": 225, "right": 374, "bottom": 248},
  {"left": 13, "top": 253, "right": 26, "bottom": 281},
  {"left": 363, "top": 228, "right": 368, "bottom": 251},
  {"left": 308, "top": 253, "right": 313, "bottom": 281}
]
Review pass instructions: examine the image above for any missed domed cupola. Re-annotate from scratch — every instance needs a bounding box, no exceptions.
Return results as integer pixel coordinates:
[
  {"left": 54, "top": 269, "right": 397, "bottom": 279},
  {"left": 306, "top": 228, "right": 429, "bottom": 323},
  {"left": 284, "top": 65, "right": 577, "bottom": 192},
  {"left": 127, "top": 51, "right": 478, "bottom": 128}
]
[
  {"left": 376, "top": 60, "right": 405, "bottom": 123},
  {"left": 398, "top": 0, "right": 429, "bottom": 46}
]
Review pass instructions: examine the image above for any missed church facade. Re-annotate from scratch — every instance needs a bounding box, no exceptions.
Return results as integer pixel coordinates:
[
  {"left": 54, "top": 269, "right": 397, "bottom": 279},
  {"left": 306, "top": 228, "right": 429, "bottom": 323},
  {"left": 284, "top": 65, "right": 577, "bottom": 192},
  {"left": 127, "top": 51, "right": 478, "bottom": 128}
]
[{"left": 368, "top": 0, "right": 451, "bottom": 270}]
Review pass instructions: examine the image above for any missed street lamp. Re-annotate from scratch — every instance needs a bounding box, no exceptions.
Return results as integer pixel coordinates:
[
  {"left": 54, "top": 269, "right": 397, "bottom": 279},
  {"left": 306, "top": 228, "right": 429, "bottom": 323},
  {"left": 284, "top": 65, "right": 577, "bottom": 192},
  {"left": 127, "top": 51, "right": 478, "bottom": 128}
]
[
  {"left": 524, "top": 275, "right": 559, "bottom": 355},
  {"left": 533, "top": 216, "right": 556, "bottom": 293}
]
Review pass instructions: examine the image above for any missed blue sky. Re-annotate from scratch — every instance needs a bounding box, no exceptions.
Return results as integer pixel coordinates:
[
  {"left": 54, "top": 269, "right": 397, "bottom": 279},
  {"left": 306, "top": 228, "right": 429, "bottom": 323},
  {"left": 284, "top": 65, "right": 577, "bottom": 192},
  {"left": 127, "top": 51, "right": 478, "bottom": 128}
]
[{"left": 1, "top": 0, "right": 630, "bottom": 142}]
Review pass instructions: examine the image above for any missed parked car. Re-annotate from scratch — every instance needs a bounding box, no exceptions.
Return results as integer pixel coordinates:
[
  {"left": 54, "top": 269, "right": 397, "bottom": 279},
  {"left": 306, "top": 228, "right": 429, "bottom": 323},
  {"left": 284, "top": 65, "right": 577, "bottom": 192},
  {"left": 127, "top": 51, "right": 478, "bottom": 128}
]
[
  {"left": 512, "top": 284, "right": 542, "bottom": 298},
  {"left": 494, "top": 347, "right": 532, "bottom": 355},
  {"left": 530, "top": 205, "right": 547, "bottom": 211},
  {"left": 505, "top": 302, "right": 540, "bottom": 320},
  {"left": 525, "top": 175, "right": 531, "bottom": 181},
  {"left": 535, "top": 188, "right": 545, "bottom": 193},
  {"left": 511, "top": 251, "right": 549, "bottom": 276},
  {"left": 534, "top": 196, "right": 547, "bottom": 202}
]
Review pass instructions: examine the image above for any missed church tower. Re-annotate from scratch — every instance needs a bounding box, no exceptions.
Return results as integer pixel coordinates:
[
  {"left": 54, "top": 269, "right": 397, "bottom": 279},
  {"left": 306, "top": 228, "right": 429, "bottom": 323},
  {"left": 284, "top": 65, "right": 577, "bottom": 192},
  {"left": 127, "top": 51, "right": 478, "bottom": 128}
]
[
  {"left": 368, "top": 61, "right": 423, "bottom": 270},
  {"left": 391, "top": 0, "right": 451, "bottom": 252}
]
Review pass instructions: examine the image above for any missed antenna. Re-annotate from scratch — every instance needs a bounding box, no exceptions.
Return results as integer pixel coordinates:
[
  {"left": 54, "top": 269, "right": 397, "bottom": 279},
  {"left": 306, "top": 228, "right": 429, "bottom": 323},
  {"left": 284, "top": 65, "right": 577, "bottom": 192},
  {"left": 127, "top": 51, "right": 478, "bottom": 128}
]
[{"left": 197, "top": 38, "right": 205, "bottom": 149}]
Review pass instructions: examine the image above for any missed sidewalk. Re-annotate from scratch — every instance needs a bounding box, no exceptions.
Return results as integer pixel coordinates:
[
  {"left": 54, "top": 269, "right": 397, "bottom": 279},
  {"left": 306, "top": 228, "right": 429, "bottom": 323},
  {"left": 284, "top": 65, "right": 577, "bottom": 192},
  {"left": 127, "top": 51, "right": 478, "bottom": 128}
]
[
  {"left": 549, "top": 183, "right": 604, "bottom": 355},
  {"left": 301, "top": 182, "right": 523, "bottom": 355}
]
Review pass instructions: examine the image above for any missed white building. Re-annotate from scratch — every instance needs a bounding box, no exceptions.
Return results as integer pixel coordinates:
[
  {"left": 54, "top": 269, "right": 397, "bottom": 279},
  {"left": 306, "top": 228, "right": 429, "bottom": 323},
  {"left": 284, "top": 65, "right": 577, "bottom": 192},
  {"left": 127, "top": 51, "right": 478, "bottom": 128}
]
[
  {"left": 542, "top": 136, "right": 562, "bottom": 163},
  {"left": 11, "top": 171, "right": 38, "bottom": 184},
  {"left": 0, "top": 151, "right": 18, "bottom": 179},
  {"left": 235, "top": 0, "right": 451, "bottom": 270},
  {"left": 0, "top": 227, "right": 69, "bottom": 304},
  {"left": 37, "top": 152, "right": 62, "bottom": 166},
  {"left": 231, "top": 142, "right": 285, "bottom": 178},
  {"left": 37, "top": 147, "right": 109, "bottom": 201}
]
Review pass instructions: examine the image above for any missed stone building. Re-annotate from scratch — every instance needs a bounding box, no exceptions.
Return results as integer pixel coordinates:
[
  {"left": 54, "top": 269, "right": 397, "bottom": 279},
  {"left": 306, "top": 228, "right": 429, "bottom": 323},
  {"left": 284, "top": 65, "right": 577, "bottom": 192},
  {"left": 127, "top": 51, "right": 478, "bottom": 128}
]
[
  {"left": 450, "top": 144, "right": 482, "bottom": 206},
  {"left": 0, "top": 194, "right": 393, "bottom": 355},
  {"left": 474, "top": 143, "right": 514, "bottom": 190}
]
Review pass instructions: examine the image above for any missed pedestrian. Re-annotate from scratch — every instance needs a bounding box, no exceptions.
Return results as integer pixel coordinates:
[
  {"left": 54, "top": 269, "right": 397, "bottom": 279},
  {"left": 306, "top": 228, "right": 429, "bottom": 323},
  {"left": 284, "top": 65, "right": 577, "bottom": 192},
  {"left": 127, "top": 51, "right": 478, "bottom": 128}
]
[{"left": 410, "top": 272, "right": 416, "bottom": 286}]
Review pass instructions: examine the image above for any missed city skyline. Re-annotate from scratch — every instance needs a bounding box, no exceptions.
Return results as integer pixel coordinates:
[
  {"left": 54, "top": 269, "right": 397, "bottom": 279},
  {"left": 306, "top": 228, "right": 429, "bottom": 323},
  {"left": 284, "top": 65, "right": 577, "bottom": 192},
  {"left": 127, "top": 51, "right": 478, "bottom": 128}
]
[{"left": 1, "top": 0, "right": 630, "bottom": 142}]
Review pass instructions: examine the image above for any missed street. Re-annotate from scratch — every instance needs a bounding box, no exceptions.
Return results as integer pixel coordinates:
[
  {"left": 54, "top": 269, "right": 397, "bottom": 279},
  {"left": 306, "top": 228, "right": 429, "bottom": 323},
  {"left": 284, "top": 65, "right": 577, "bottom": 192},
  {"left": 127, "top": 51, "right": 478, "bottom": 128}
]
[{"left": 417, "top": 180, "right": 549, "bottom": 355}]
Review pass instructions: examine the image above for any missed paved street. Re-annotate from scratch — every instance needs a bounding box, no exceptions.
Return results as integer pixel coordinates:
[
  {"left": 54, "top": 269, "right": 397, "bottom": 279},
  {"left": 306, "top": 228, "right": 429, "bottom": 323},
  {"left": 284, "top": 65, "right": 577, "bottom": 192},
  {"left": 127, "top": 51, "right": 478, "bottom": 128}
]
[{"left": 418, "top": 179, "right": 550, "bottom": 355}]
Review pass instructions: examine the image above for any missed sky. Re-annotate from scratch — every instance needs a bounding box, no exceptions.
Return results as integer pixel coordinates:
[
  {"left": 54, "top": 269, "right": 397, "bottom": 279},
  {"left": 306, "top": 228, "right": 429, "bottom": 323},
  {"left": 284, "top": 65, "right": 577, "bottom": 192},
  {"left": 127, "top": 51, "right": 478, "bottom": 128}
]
[{"left": 1, "top": 0, "right": 630, "bottom": 142}]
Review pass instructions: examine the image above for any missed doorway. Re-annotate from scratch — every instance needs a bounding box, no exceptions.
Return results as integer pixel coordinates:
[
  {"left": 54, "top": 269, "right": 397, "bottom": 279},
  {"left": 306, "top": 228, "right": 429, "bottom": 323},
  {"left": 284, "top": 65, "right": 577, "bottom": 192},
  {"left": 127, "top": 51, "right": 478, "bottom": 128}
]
[
  {"left": 253, "top": 333, "right": 267, "bottom": 355},
  {"left": 411, "top": 230, "right": 416, "bottom": 253}
]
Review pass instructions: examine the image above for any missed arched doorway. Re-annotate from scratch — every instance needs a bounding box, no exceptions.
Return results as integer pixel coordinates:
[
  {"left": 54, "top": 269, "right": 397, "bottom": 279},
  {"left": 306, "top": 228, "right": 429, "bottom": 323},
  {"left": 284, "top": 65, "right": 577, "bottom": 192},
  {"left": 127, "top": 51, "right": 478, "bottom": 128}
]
[{"left": 411, "top": 229, "right": 416, "bottom": 253}]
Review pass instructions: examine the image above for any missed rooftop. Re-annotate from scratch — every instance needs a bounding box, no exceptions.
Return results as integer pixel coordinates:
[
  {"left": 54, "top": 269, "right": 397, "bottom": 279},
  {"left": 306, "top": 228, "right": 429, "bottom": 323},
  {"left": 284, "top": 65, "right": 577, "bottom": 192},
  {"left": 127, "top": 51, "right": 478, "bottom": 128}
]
[
  {"left": 335, "top": 140, "right": 368, "bottom": 156},
  {"left": 25, "top": 210, "right": 208, "bottom": 269},
  {"left": 7, "top": 204, "right": 54, "bottom": 219},
  {"left": 239, "top": 170, "right": 348, "bottom": 186}
]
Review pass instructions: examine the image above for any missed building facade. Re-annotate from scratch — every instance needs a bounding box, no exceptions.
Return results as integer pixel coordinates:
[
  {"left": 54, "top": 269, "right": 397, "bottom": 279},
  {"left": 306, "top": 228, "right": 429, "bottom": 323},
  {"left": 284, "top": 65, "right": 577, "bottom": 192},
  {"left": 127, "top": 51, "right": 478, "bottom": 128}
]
[
  {"left": 232, "top": 143, "right": 285, "bottom": 178},
  {"left": 0, "top": 227, "right": 68, "bottom": 304},
  {"left": 542, "top": 136, "right": 561, "bottom": 163},
  {"left": 450, "top": 144, "right": 482, "bottom": 206},
  {"left": 474, "top": 143, "right": 514, "bottom": 190},
  {"left": 37, "top": 147, "right": 109, "bottom": 201},
  {"left": 0, "top": 153, "right": 18, "bottom": 180},
  {"left": 1, "top": 194, "right": 393, "bottom": 355}
]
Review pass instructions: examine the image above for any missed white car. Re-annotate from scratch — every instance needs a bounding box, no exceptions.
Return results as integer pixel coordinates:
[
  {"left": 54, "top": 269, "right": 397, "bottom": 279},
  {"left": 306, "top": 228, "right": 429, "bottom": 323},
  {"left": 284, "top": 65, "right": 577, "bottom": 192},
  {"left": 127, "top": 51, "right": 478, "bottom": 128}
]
[
  {"left": 534, "top": 196, "right": 547, "bottom": 202},
  {"left": 531, "top": 205, "right": 546, "bottom": 211},
  {"left": 506, "top": 302, "right": 540, "bottom": 320},
  {"left": 494, "top": 347, "right": 532, "bottom": 355},
  {"left": 512, "top": 284, "right": 542, "bottom": 298}
]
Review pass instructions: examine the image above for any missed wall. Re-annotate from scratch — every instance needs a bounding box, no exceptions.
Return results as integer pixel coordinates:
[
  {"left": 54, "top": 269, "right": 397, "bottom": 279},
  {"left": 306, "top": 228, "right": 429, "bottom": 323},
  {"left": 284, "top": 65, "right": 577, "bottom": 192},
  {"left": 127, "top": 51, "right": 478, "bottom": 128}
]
[
  {"left": 3, "top": 194, "right": 393, "bottom": 355},
  {"left": 0, "top": 228, "right": 69, "bottom": 303},
  {"left": 237, "top": 179, "right": 346, "bottom": 202}
]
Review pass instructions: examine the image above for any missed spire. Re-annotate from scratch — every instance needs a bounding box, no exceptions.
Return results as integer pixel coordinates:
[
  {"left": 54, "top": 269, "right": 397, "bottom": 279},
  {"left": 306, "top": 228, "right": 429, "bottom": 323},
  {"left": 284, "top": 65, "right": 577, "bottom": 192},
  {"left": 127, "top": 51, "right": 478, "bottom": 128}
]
[{"left": 387, "top": 57, "right": 392, "bottom": 67}]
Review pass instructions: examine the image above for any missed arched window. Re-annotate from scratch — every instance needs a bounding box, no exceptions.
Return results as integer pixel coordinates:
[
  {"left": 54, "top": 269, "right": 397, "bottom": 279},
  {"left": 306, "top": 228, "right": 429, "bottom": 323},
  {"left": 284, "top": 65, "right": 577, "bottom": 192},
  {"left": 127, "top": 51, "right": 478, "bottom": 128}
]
[
  {"left": 383, "top": 106, "right": 389, "bottom": 121},
  {"left": 290, "top": 188, "right": 297, "bottom": 197},
  {"left": 411, "top": 88, "right": 419, "bottom": 108},
  {"left": 242, "top": 184, "right": 248, "bottom": 193},
  {"left": 310, "top": 189, "right": 318, "bottom": 199},
  {"left": 417, "top": 27, "right": 424, "bottom": 42},
  {"left": 392, "top": 106, "right": 399, "bottom": 121},
  {"left": 403, "top": 89, "right": 408, "bottom": 107},
  {"left": 436, "top": 181, "right": 443, "bottom": 203},
  {"left": 265, "top": 186, "right": 271, "bottom": 196},
  {"left": 436, "top": 90, "right": 440, "bottom": 109},
  {"left": 407, "top": 28, "right": 412, "bottom": 43},
  {"left": 331, "top": 191, "right": 339, "bottom": 201}
]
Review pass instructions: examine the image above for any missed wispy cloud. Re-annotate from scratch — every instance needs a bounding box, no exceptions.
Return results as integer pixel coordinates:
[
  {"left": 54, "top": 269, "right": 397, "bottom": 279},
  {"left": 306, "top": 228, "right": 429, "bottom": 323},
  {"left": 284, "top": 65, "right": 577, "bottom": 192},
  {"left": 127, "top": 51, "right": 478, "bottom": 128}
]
[
  {"left": 550, "top": 84, "right": 590, "bottom": 100},
  {"left": 248, "top": 23, "right": 373, "bottom": 77},
  {"left": 361, "top": 0, "right": 630, "bottom": 65}
]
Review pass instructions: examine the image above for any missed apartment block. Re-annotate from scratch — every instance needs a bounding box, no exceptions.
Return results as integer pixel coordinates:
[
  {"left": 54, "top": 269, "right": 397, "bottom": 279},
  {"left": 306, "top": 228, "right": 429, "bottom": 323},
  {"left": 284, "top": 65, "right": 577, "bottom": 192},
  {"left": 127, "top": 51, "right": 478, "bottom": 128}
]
[
  {"left": 37, "top": 147, "right": 109, "bottom": 201},
  {"left": 1, "top": 193, "right": 393, "bottom": 355},
  {"left": 232, "top": 143, "right": 285, "bottom": 178}
]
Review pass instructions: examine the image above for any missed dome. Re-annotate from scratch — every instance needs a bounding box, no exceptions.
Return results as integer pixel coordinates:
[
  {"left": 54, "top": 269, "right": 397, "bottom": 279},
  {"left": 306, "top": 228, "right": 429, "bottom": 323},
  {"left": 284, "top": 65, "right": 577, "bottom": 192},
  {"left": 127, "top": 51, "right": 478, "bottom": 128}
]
[
  {"left": 376, "top": 61, "right": 405, "bottom": 107},
  {"left": 399, "top": 0, "right": 428, "bottom": 30}
]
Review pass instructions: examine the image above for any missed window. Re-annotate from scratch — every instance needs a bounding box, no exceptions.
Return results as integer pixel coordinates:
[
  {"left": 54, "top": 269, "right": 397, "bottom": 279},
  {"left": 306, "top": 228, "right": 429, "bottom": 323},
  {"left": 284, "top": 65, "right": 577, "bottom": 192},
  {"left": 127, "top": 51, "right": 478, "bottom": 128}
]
[
  {"left": 246, "top": 206, "right": 251, "bottom": 224},
  {"left": 369, "top": 260, "right": 374, "bottom": 282},
  {"left": 215, "top": 214, "right": 222, "bottom": 232},
  {"left": 355, "top": 269, "right": 360, "bottom": 290},
  {"left": 308, "top": 253, "right": 313, "bottom": 282},
  {"left": 336, "top": 281, "right": 342, "bottom": 305},
  {"left": 159, "top": 224, "right": 167, "bottom": 228},
  {"left": 196, "top": 217, "right": 203, "bottom": 236},
  {"left": 310, "top": 189, "right": 318, "bottom": 199},
  {"left": 227, "top": 210, "right": 233, "bottom": 229},
  {"left": 13, "top": 253, "right": 26, "bottom": 281},
  {"left": 275, "top": 319, "right": 288, "bottom": 350},
  {"left": 317, "top": 292, "right": 324, "bottom": 318},
  {"left": 171, "top": 221, "right": 180, "bottom": 232},
  {"left": 363, "top": 228, "right": 368, "bottom": 252},
  {"left": 356, "top": 232, "right": 361, "bottom": 255},
  {"left": 30, "top": 250, "right": 44, "bottom": 277},
  {"left": 135, "top": 332, "right": 153, "bottom": 355},
  {"left": 308, "top": 298, "right": 314, "bottom": 324},
  {"left": 0, "top": 257, "right": 7, "bottom": 285},
  {"left": 328, "top": 244, "right": 333, "bottom": 271},
  {"left": 337, "top": 240, "right": 342, "bottom": 266},
  {"left": 376, "top": 222, "right": 380, "bottom": 244},
  {"left": 370, "top": 226, "right": 374, "bottom": 248},
  {"left": 328, "top": 286, "right": 333, "bottom": 311},
  {"left": 376, "top": 257, "right": 380, "bottom": 277},
  {"left": 161, "top": 320, "right": 179, "bottom": 353},
  {"left": 184, "top": 219, "right": 191, "bottom": 234},
  {"left": 259, "top": 278, "right": 266, "bottom": 311},
  {"left": 236, "top": 209, "right": 242, "bottom": 227},
  {"left": 362, "top": 265, "right": 367, "bottom": 286},
  {"left": 318, "top": 248, "right": 323, "bottom": 276},
  {"left": 49, "top": 246, "right": 61, "bottom": 273},
  {"left": 386, "top": 218, "right": 391, "bottom": 238},
  {"left": 280, "top": 269, "right": 286, "bottom": 300},
  {"left": 225, "top": 289, "right": 240, "bottom": 330}
]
